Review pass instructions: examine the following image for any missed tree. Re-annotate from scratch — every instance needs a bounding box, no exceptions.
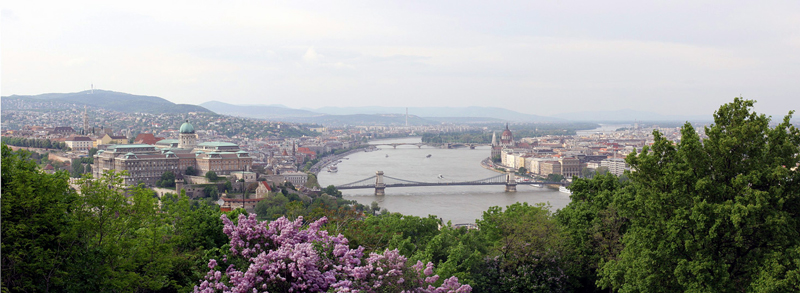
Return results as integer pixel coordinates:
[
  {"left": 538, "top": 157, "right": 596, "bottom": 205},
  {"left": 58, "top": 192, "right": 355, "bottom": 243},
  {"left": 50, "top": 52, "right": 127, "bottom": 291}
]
[
  {"left": 185, "top": 166, "right": 198, "bottom": 176},
  {"left": 323, "top": 184, "right": 343, "bottom": 198},
  {"left": 2, "top": 145, "right": 80, "bottom": 292},
  {"left": 194, "top": 214, "right": 472, "bottom": 292},
  {"left": 156, "top": 170, "right": 176, "bottom": 188},
  {"left": 70, "top": 159, "right": 84, "bottom": 178},
  {"left": 88, "top": 148, "right": 98, "bottom": 157},
  {"left": 518, "top": 166, "right": 527, "bottom": 174},
  {"left": 598, "top": 98, "right": 800, "bottom": 292},
  {"left": 547, "top": 173, "right": 564, "bottom": 182},
  {"left": 205, "top": 170, "right": 218, "bottom": 181},
  {"left": 65, "top": 171, "right": 176, "bottom": 292},
  {"left": 474, "top": 202, "right": 569, "bottom": 292},
  {"left": 557, "top": 172, "right": 629, "bottom": 292}
]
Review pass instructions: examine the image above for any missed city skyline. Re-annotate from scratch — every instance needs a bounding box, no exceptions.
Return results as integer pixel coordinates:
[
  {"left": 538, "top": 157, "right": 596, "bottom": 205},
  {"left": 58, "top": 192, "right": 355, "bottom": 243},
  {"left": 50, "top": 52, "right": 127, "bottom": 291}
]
[{"left": 2, "top": 1, "right": 799, "bottom": 117}]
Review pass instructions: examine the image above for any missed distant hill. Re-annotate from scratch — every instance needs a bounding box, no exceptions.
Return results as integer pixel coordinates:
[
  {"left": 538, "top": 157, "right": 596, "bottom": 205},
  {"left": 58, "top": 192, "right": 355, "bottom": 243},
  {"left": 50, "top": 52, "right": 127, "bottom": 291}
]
[
  {"left": 552, "top": 109, "right": 712, "bottom": 122},
  {"left": 309, "top": 106, "right": 560, "bottom": 122},
  {"left": 4, "top": 90, "right": 211, "bottom": 114},
  {"left": 200, "top": 101, "right": 322, "bottom": 119},
  {"left": 280, "top": 114, "right": 434, "bottom": 126}
]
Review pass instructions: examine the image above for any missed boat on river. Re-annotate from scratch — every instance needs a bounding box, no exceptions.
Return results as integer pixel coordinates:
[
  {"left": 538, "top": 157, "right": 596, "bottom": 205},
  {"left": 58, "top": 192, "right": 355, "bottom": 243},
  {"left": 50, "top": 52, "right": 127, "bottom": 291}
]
[{"left": 426, "top": 154, "right": 432, "bottom": 158}]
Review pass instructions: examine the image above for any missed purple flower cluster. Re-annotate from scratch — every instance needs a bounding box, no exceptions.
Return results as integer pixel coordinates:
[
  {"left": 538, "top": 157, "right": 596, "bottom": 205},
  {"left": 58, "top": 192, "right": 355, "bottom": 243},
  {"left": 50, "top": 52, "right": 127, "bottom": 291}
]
[{"left": 195, "top": 214, "right": 471, "bottom": 293}]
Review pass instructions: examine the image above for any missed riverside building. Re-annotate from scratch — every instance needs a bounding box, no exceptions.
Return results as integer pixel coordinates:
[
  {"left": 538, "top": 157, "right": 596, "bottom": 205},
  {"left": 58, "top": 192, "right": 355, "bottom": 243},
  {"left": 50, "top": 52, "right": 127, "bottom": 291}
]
[{"left": 92, "top": 120, "right": 253, "bottom": 186}]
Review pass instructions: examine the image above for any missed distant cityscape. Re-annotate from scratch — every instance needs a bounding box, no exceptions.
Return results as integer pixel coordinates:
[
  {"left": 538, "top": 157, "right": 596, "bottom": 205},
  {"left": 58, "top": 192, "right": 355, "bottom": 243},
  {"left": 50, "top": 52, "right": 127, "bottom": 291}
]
[{"left": 0, "top": 89, "right": 706, "bottom": 213}]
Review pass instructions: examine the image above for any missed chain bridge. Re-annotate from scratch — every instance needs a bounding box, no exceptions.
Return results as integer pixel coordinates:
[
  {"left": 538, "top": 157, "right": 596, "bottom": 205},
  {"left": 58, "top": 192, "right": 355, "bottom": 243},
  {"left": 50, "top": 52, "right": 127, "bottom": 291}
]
[
  {"left": 335, "top": 171, "right": 567, "bottom": 195},
  {"left": 368, "top": 142, "right": 491, "bottom": 149}
]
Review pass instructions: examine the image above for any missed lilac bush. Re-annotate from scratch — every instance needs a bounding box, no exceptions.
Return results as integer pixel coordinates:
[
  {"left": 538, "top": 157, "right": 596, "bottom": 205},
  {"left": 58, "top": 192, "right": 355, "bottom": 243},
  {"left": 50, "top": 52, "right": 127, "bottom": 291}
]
[{"left": 195, "top": 214, "right": 471, "bottom": 293}]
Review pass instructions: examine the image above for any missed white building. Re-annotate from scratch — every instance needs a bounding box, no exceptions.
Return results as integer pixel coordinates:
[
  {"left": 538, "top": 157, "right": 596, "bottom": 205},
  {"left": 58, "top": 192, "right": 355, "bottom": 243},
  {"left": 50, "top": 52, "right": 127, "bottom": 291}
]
[
  {"left": 601, "top": 158, "right": 629, "bottom": 176},
  {"left": 65, "top": 136, "right": 94, "bottom": 152},
  {"left": 282, "top": 172, "right": 308, "bottom": 187}
]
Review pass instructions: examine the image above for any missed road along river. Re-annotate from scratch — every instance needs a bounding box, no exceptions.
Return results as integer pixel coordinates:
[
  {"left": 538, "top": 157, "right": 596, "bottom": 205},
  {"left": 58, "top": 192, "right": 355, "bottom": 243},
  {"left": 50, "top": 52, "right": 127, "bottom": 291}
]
[{"left": 317, "top": 137, "right": 570, "bottom": 225}]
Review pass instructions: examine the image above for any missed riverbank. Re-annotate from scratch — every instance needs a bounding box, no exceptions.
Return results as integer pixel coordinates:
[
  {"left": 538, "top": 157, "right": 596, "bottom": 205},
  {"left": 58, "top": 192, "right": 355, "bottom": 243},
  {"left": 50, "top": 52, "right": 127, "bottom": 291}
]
[{"left": 308, "top": 146, "right": 376, "bottom": 175}]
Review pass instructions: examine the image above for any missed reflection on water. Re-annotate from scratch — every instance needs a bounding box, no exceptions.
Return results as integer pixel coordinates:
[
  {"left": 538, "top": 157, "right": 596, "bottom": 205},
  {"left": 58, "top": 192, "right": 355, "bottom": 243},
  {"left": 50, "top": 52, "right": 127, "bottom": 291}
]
[{"left": 317, "top": 137, "right": 571, "bottom": 224}]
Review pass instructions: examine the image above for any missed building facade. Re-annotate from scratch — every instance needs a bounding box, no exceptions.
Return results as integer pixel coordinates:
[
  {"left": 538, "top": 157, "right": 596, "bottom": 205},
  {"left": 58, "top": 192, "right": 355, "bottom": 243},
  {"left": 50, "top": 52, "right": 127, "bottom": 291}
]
[{"left": 92, "top": 121, "right": 253, "bottom": 186}]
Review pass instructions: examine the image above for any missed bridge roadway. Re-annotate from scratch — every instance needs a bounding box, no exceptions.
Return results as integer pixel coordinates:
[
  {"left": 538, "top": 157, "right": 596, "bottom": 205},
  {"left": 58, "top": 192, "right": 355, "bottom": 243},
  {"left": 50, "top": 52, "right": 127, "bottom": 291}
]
[
  {"left": 336, "top": 181, "right": 565, "bottom": 190},
  {"left": 368, "top": 142, "right": 491, "bottom": 149}
]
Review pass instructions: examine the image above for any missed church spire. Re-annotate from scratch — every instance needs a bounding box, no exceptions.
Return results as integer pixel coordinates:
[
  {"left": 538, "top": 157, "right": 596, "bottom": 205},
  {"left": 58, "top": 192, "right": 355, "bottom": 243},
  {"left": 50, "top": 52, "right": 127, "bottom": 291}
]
[{"left": 491, "top": 132, "right": 497, "bottom": 147}]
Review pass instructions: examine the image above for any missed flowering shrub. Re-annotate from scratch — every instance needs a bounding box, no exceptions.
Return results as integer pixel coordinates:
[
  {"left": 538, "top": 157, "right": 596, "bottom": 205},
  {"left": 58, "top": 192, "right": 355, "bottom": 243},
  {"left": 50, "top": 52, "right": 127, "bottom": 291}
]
[{"left": 195, "top": 214, "right": 471, "bottom": 293}]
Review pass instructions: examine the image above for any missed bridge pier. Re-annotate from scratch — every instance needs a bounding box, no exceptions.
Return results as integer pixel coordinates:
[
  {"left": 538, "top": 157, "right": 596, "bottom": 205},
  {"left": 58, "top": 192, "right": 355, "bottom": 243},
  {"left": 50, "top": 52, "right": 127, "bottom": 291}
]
[
  {"left": 375, "top": 171, "right": 386, "bottom": 196},
  {"left": 505, "top": 172, "right": 517, "bottom": 192}
]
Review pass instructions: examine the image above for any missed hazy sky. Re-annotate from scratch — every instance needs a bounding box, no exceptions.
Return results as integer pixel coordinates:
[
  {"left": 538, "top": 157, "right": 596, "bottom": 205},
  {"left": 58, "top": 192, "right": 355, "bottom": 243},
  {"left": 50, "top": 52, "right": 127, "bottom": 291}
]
[{"left": 2, "top": 1, "right": 799, "bottom": 117}]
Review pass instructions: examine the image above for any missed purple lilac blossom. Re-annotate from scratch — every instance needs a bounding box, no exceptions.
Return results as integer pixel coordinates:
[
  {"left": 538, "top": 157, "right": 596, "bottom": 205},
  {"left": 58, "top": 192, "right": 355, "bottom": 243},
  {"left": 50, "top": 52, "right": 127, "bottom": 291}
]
[{"left": 194, "top": 214, "right": 471, "bottom": 293}]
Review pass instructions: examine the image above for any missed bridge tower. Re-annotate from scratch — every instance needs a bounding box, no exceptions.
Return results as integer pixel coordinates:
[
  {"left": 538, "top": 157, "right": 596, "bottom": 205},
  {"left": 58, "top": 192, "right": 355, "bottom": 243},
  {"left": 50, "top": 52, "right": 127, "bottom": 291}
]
[
  {"left": 375, "top": 171, "right": 386, "bottom": 196},
  {"left": 505, "top": 172, "right": 517, "bottom": 192}
]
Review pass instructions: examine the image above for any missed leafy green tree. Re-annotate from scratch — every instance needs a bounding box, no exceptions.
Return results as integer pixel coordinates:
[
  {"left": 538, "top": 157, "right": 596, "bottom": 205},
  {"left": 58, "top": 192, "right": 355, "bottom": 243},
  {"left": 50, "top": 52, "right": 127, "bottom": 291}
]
[
  {"left": 224, "top": 180, "right": 232, "bottom": 192},
  {"left": 599, "top": 98, "right": 800, "bottom": 292},
  {"left": 254, "top": 194, "right": 289, "bottom": 221},
  {"left": 2, "top": 145, "right": 80, "bottom": 292},
  {"left": 156, "top": 170, "right": 176, "bottom": 188},
  {"left": 344, "top": 213, "right": 441, "bottom": 255},
  {"left": 88, "top": 148, "right": 98, "bottom": 157},
  {"left": 547, "top": 173, "right": 564, "bottom": 182},
  {"left": 322, "top": 184, "right": 343, "bottom": 198},
  {"left": 70, "top": 159, "right": 84, "bottom": 178},
  {"left": 205, "top": 170, "right": 218, "bottom": 181},
  {"left": 557, "top": 172, "right": 629, "bottom": 292},
  {"left": 474, "top": 202, "right": 568, "bottom": 292},
  {"left": 185, "top": 166, "right": 199, "bottom": 176},
  {"left": 518, "top": 166, "right": 527, "bottom": 174},
  {"left": 65, "top": 171, "right": 176, "bottom": 292}
]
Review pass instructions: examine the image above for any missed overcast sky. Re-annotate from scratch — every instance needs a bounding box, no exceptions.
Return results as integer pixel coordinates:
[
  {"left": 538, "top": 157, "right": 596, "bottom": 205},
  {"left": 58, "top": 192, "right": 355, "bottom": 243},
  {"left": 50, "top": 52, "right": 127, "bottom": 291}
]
[{"left": 2, "top": 1, "right": 799, "bottom": 117}]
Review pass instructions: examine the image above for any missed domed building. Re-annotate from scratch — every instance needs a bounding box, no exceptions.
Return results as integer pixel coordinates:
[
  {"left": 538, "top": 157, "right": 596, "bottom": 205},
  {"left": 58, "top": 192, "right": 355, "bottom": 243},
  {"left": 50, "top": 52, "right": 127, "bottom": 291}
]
[
  {"left": 178, "top": 120, "right": 197, "bottom": 149},
  {"left": 92, "top": 119, "right": 253, "bottom": 187},
  {"left": 500, "top": 123, "right": 515, "bottom": 147}
]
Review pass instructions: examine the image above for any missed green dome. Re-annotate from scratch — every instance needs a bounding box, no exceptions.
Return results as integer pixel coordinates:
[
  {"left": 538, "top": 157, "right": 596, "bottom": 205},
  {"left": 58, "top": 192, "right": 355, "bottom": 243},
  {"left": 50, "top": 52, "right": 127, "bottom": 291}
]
[{"left": 179, "top": 120, "right": 195, "bottom": 134}]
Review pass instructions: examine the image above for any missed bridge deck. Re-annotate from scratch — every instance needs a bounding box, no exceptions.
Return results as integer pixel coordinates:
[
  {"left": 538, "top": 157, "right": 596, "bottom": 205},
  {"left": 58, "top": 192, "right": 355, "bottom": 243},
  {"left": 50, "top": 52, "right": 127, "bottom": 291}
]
[{"left": 336, "top": 181, "right": 564, "bottom": 190}]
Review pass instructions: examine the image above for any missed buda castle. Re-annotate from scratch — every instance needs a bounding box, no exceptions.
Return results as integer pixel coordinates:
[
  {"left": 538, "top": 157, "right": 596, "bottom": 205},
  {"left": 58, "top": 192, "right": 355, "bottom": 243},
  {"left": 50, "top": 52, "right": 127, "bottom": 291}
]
[{"left": 92, "top": 120, "right": 253, "bottom": 186}]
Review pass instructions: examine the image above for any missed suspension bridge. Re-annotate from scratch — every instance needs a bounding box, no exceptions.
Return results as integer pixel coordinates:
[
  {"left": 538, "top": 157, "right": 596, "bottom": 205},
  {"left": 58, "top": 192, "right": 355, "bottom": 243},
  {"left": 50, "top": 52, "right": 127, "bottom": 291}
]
[{"left": 335, "top": 171, "right": 567, "bottom": 195}]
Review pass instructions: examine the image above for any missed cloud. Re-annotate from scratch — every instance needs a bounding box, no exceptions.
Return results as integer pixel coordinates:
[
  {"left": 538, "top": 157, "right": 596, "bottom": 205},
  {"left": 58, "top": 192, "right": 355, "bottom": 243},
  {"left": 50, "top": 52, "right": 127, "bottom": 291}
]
[{"left": 303, "top": 47, "right": 322, "bottom": 63}]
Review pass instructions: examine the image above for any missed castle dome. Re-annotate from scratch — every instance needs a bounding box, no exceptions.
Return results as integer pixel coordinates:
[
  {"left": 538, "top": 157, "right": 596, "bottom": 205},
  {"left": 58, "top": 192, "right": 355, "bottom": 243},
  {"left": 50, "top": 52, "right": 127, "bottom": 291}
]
[{"left": 179, "top": 120, "right": 195, "bottom": 134}]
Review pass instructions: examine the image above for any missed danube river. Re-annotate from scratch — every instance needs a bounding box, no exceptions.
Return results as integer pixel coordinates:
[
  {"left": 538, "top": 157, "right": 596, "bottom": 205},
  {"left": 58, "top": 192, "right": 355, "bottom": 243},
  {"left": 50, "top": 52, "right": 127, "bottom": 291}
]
[{"left": 317, "top": 137, "right": 570, "bottom": 225}]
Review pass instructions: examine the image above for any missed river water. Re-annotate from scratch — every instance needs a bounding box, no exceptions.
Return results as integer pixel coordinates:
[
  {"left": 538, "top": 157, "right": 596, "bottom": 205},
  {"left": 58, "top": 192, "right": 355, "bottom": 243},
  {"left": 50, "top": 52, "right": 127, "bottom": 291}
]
[{"left": 317, "top": 137, "right": 570, "bottom": 225}]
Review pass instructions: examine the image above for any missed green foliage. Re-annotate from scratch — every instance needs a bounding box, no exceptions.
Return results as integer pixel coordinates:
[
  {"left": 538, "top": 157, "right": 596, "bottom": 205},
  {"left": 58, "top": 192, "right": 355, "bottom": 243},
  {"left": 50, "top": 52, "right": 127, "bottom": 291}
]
[
  {"left": 185, "top": 166, "right": 199, "bottom": 176},
  {"left": 156, "top": 170, "right": 176, "bottom": 188},
  {"left": 557, "top": 172, "right": 629, "bottom": 292},
  {"left": 473, "top": 202, "right": 569, "bottom": 292},
  {"left": 2, "top": 144, "right": 79, "bottom": 292},
  {"left": 547, "top": 173, "right": 564, "bottom": 182},
  {"left": 205, "top": 170, "right": 218, "bottom": 181},
  {"left": 596, "top": 98, "right": 800, "bottom": 292},
  {"left": 1, "top": 137, "right": 69, "bottom": 150},
  {"left": 322, "top": 184, "right": 343, "bottom": 198},
  {"left": 1, "top": 145, "right": 235, "bottom": 292},
  {"left": 517, "top": 166, "right": 527, "bottom": 174},
  {"left": 344, "top": 213, "right": 441, "bottom": 255}
]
